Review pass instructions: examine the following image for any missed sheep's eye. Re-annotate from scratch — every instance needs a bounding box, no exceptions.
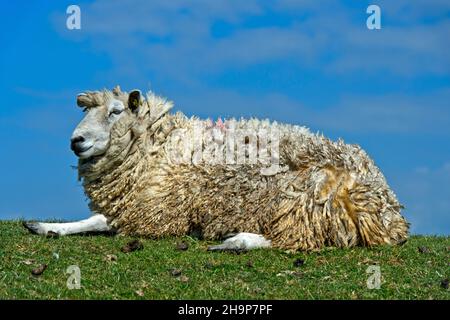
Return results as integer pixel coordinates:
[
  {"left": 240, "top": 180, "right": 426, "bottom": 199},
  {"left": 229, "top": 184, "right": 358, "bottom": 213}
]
[
  {"left": 110, "top": 109, "right": 123, "bottom": 116},
  {"left": 82, "top": 107, "right": 88, "bottom": 113}
]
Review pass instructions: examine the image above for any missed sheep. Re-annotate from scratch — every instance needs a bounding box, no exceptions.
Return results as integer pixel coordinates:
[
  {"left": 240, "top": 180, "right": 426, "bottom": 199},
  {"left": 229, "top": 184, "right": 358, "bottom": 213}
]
[{"left": 23, "top": 86, "right": 409, "bottom": 251}]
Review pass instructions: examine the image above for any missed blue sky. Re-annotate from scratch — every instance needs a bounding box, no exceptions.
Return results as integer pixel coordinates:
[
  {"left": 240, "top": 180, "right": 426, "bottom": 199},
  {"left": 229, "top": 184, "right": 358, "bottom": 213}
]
[{"left": 0, "top": 1, "right": 449, "bottom": 235}]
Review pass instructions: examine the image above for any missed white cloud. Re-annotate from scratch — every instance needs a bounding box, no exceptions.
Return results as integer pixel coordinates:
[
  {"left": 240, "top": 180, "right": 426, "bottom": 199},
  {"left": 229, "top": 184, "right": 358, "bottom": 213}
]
[
  {"left": 45, "top": 0, "right": 450, "bottom": 137},
  {"left": 52, "top": 0, "right": 450, "bottom": 81},
  {"left": 172, "top": 87, "right": 450, "bottom": 135},
  {"left": 391, "top": 162, "right": 450, "bottom": 235},
  {"left": 328, "top": 21, "right": 450, "bottom": 76}
]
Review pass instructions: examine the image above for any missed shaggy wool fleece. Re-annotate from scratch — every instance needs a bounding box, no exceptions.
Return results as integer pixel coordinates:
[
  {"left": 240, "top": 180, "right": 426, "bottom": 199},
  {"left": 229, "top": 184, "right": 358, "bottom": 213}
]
[{"left": 77, "top": 89, "right": 409, "bottom": 251}]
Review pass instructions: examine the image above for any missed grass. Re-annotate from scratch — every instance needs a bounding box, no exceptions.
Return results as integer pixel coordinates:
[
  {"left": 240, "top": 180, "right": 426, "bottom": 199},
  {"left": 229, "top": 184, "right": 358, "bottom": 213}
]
[{"left": 0, "top": 220, "right": 448, "bottom": 299}]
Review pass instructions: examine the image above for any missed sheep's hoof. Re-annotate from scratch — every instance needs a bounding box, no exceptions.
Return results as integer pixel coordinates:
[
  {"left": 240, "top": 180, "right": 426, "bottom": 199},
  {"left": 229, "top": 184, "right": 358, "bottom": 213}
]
[
  {"left": 22, "top": 221, "right": 44, "bottom": 235},
  {"left": 208, "top": 233, "right": 272, "bottom": 252}
]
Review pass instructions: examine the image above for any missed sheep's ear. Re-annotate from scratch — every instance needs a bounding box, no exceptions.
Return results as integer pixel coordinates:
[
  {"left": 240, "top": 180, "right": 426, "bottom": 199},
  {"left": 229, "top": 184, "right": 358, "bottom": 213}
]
[
  {"left": 128, "top": 90, "right": 141, "bottom": 113},
  {"left": 77, "top": 93, "right": 94, "bottom": 108}
]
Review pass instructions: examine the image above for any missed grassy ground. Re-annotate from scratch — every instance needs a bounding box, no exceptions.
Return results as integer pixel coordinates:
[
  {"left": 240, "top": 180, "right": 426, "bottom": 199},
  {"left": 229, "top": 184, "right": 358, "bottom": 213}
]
[{"left": 0, "top": 220, "right": 448, "bottom": 299}]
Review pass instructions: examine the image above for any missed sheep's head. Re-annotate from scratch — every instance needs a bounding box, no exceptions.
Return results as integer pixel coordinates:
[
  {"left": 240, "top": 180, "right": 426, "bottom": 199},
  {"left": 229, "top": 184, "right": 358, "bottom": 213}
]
[
  {"left": 71, "top": 86, "right": 142, "bottom": 159},
  {"left": 71, "top": 86, "right": 173, "bottom": 164}
]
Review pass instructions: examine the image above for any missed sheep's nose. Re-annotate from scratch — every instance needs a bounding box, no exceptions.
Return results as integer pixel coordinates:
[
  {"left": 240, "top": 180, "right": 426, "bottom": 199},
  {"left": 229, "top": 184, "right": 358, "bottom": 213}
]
[{"left": 70, "top": 136, "right": 85, "bottom": 152}]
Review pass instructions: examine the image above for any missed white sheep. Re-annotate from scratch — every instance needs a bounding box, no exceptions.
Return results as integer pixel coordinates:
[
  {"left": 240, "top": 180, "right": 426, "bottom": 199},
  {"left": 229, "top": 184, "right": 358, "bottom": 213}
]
[{"left": 23, "top": 86, "right": 409, "bottom": 251}]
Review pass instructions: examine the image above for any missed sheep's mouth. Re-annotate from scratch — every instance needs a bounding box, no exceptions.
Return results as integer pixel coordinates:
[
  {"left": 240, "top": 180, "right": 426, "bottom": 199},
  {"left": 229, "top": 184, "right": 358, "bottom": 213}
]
[
  {"left": 78, "top": 152, "right": 101, "bottom": 166},
  {"left": 74, "top": 145, "right": 93, "bottom": 157}
]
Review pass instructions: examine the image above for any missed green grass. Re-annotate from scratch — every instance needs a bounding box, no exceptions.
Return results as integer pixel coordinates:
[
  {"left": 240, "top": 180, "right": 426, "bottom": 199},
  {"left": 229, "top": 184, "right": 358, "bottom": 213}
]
[{"left": 0, "top": 220, "right": 448, "bottom": 299}]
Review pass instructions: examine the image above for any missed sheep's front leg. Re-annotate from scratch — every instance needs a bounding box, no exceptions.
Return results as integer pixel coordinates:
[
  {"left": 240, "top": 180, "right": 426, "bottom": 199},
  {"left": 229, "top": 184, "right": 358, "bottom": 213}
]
[
  {"left": 207, "top": 233, "right": 271, "bottom": 251},
  {"left": 22, "top": 214, "right": 115, "bottom": 236}
]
